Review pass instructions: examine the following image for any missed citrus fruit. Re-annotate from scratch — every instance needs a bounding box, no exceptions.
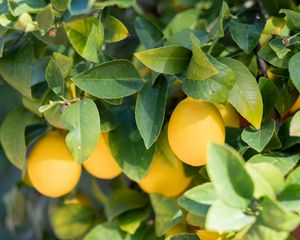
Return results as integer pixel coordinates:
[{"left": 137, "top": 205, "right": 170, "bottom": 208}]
[
  {"left": 290, "top": 96, "right": 300, "bottom": 114},
  {"left": 216, "top": 104, "right": 240, "bottom": 128}
]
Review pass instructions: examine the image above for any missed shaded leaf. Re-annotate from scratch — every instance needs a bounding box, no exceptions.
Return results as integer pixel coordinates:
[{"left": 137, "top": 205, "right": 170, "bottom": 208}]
[
  {"left": 289, "top": 52, "right": 300, "bottom": 93},
  {"left": 46, "top": 58, "right": 64, "bottom": 96}
]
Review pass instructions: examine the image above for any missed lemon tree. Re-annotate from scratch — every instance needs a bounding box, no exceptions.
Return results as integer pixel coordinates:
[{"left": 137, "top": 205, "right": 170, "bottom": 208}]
[{"left": 0, "top": 0, "right": 300, "bottom": 240}]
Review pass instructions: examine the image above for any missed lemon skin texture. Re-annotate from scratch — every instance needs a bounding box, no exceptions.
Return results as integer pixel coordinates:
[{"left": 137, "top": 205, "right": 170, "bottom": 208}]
[
  {"left": 138, "top": 154, "right": 191, "bottom": 197},
  {"left": 168, "top": 98, "right": 225, "bottom": 166},
  {"left": 216, "top": 104, "right": 240, "bottom": 128},
  {"left": 27, "top": 131, "right": 82, "bottom": 198},
  {"left": 83, "top": 133, "right": 122, "bottom": 179}
]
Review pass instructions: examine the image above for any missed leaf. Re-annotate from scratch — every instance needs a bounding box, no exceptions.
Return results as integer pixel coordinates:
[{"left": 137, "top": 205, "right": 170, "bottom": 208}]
[
  {"left": 241, "top": 120, "right": 281, "bottom": 152},
  {"left": 258, "top": 44, "right": 292, "bottom": 69},
  {"left": 178, "top": 183, "right": 218, "bottom": 217},
  {"left": 205, "top": 200, "right": 255, "bottom": 232},
  {"left": 68, "top": 0, "right": 94, "bottom": 15},
  {"left": 72, "top": 60, "right": 142, "bottom": 99},
  {"left": 50, "top": 202, "right": 95, "bottom": 239},
  {"left": 248, "top": 153, "right": 300, "bottom": 175},
  {"left": 135, "top": 77, "right": 167, "bottom": 149},
  {"left": 8, "top": 0, "right": 46, "bottom": 16},
  {"left": 37, "top": 4, "right": 54, "bottom": 34},
  {"left": 51, "top": 0, "right": 68, "bottom": 11},
  {"left": 259, "top": 197, "right": 300, "bottom": 232},
  {"left": 243, "top": 223, "right": 289, "bottom": 240},
  {"left": 183, "top": 56, "right": 235, "bottom": 103},
  {"left": 109, "top": 110, "right": 155, "bottom": 181},
  {"left": 105, "top": 189, "right": 148, "bottom": 221},
  {"left": 0, "top": 45, "right": 33, "bottom": 98},
  {"left": 134, "top": 17, "right": 163, "bottom": 49},
  {"left": 279, "top": 9, "right": 300, "bottom": 29},
  {"left": 84, "top": 222, "right": 124, "bottom": 240},
  {"left": 219, "top": 58, "right": 263, "bottom": 129},
  {"left": 229, "top": 21, "right": 265, "bottom": 54},
  {"left": 53, "top": 52, "right": 73, "bottom": 78},
  {"left": 278, "top": 184, "right": 300, "bottom": 212},
  {"left": 134, "top": 46, "right": 192, "bottom": 74},
  {"left": 46, "top": 59, "right": 64, "bottom": 96},
  {"left": 290, "top": 111, "right": 300, "bottom": 136},
  {"left": 105, "top": 15, "right": 128, "bottom": 43},
  {"left": 286, "top": 166, "right": 300, "bottom": 185},
  {"left": 118, "top": 207, "right": 150, "bottom": 234},
  {"left": 165, "top": 234, "right": 199, "bottom": 240},
  {"left": 187, "top": 34, "right": 218, "bottom": 80},
  {"left": 61, "top": 98, "right": 100, "bottom": 163},
  {"left": 150, "top": 194, "right": 184, "bottom": 237},
  {"left": 64, "top": 17, "right": 104, "bottom": 63},
  {"left": 207, "top": 144, "right": 254, "bottom": 208},
  {"left": 163, "top": 9, "right": 199, "bottom": 38},
  {"left": 0, "top": 106, "right": 33, "bottom": 169},
  {"left": 289, "top": 52, "right": 300, "bottom": 93},
  {"left": 93, "top": 0, "right": 134, "bottom": 9},
  {"left": 269, "top": 38, "right": 291, "bottom": 59}
]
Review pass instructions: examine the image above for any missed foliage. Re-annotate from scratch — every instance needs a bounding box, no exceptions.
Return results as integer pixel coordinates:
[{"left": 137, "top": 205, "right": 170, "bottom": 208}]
[{"left": 0, "top": 0, "right": 300, "bottom": 239}]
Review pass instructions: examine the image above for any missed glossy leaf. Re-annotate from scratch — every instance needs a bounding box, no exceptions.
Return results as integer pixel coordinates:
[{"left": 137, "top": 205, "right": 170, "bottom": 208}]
[
  {"left": 105, "top": 15, "right": 128, "bottom": 43},
  {"left": 135, "top": 77, "right": 168, "bottom": 149},
  {"left": 134, "top": 46, "right": 192, "bottom": 74},
  {"left": 61, "top": 98, "right": 100, "bottom": 163},
  {"left": 219, "top": 58, "right": 263, "bottom": 129},
  {"left": 109, "top": 110, "right": 155, "bottom": 181},
  {"left": 45, "top": 59, "right": 64, "bottom": 96},
  {"left": 72, "top": 60, "right": 142, "bottom": 99},
  {"left": 0, "top": 106, "right": 33, "bottom": 169},
  {"left": 64, "top": 17, "right": 104, "bottom": 63},
  {"left": 150, "top": 194, "right": 184, "bottom": 236},
  {"left": 289, "top": 52, "right": 300, "bottom": 93},
  {"left": 207, "top": 144, "right": 254, "bottom": 208},
  {"left": 0, "top": 45, "right": 33, "bottom": 98}
]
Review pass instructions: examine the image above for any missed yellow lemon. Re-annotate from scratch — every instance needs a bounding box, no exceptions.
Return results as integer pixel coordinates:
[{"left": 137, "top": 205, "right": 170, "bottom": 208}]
[{"left": 216, "top": 104, "right": 240, "bottom": 128}]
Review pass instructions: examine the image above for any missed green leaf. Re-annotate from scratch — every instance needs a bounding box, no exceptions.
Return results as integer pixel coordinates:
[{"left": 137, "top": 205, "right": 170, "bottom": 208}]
[
  {"left": 68, "top": 0, "right": 94, "bottom": 15},
  {"left": 150, "top": 194, "right": 184, "bottom": 237},
  {"left": 205, "top": 200, "right": 255, "bottom": 232},
  {"left": 289, "top": 52, "right": 300, "bottom": 93},
  {"left": 248, "top": 153, "right": 300, "bottom": 175},
  {"left": 8, "top": 0, "right": 46, "bottom": 16},
  {"left": 72, "top": 60, "right": 143, "bottom": 99},
  {"left": 219, "top": 58, "right": 263, "bottom": 129},
  {"left": 50, "top": 202, "right": 95, "bottom": 239},
  {"left": 241, "top": 120, "right": 281, "bottom": 152},
  {"left": 278, "top": 184, "right": 300, "bottom": 212},
  {"left": 61, "top": 98, "right": 100, "bottom": 163},
  {"left": 207, "top": 144, "right": 254, "bottom": 208},
  {"left": 37, "top": 4, "right": 54, "bottom": 34},
  {"left": 187, "top": 34, "right": 218, "bottom": 80},
  {"left": 44, "top": 103, "right": 66, "bottom": 129},
  {"left": 84, "top": 222, "right": 124, "bottom": 240},
  {"left": 118, "top": 207, "right": 150, "bottom": 234},
  {"left": 243, "top": 223, "right": 289, "bottom": 240},
  {"left": 186, "top": 213, "right": 205, "bottom": 228},
  {"left": 289, "top": 111, "right": 300, "bottom": 137},
  {"left": 51, "top": 0, "right": 68, "bottom": 11},
  {"left": 275, "top": 81, "right": 298, "bottom": 117},
  {"left": 209, "top": 1, "right": 232, "bottom": 39},
  {"left": 286, "top": 166, "right": 300, "bottom": 185},
  {"left": 183, "top": 56, "right": 235, "bottom": 103},
  {"left": 46, "top": 59, "right": 64, "bottom": 96},
  {"left": 229, "top": 21, "right": 264, "bottom": 54},
  {"left": 269, "top": 38, "right": 291, "bottom": 59},
  {"left": 165, "top": 234, "right": 199, "bottom": 240},
  {"left": 53, "top": 52, "right": 73, "bottom": 78},
  {"left": 258, "top": 44, "right": 292, "bottom": 69},
  {"left": 105, "top": 189, "right": 148, "bottom": 221},
  {"left": 258, "top": 77, "right": 279, "bottom": 120},
  {"left": 178, "top": 183, "right": 218, "bottom": 217},
  {"left": 64, "top": 17, "right": 104, "bottom": 63},
  {"left": 135, "top": 77, "right": 167, "bottom": 149},
  {"left": 279, "top": 9, "right": 300, "bottom": 29},
  {"left": 109, "top": 110, "right": 155, "bottom": 181},
  {"left": 93, "top": 0, "right": 134, "bottom": 9},
  {"left": 247, "top": 162, "right": 284, "bottom": 197},
  {"left": 163, "top": 9, "right": 199, "bottom": 38},
  {"left": 134, "top": 17, "right": 163, "bottom": 49},
  {"left": 134, "top": 46, "right": 192, "bottom": 74},
  {"left": 259, "top": 197, "right": 300, "bottom": 232},
  {"left": 105, "top": 15, "right": 128, "bottom": 43},
  {"left": 0, "top": 106, "right": 33, "bottom": 169},
  {"left": 0, "top": 45, "right": 33, "bottom": 98}
]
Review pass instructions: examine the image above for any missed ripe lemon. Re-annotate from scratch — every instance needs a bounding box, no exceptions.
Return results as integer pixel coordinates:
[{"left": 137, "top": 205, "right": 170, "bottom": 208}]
[
  {"left": 196, "top": 230, "right": 223, "bottom": 240},
  {"left": 168, "top": 98, "right": 225, "bottom": 166},
  {"left": 138, "top": 153, "right": 191, "bottom": 197},
  {"left": 83, "top": 132, "right": 122, "bottom": 179},
  {"left": 27, "top": 130, "right": 82, "bottom": 198},
  {"left": 290, "top": 96, "right": 300, "bottom": 114},
  {"left": 216, "top": 104, "right": 240, "bottom": 128}
]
